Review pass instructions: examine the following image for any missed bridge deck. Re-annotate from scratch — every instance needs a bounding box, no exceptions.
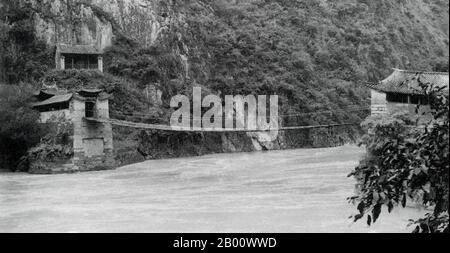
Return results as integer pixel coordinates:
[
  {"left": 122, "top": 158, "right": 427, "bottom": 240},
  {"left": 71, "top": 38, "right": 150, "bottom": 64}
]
[{"left": 84, "top": 117, "right": 359, "bottom": 132}]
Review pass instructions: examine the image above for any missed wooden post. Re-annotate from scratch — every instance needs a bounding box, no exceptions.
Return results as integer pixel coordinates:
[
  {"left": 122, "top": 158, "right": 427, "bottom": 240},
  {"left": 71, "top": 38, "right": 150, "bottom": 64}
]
[
  {"left": 60, "top": 55, "right": 65, "bottom": 70},
  {"left": 407, "top": 95, "right": 413, "bottom": 114},
  {"left": 146, "top": 85, "right": 150, "bottom": 110},
  {"left": 98, "top": 56, "right": 103, "bottom": 72}
]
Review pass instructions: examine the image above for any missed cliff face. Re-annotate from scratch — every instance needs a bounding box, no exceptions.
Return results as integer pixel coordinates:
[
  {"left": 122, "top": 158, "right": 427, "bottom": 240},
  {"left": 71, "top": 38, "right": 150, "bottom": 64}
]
[
  {"left": 31, "top": 0, "right": 172, "bottom": 49},
  {"left": 31, "top": 0, "right": 111, "bottom": 49},
  {"left": 91, "top": 0, "right": 166, "bottom": 47}
]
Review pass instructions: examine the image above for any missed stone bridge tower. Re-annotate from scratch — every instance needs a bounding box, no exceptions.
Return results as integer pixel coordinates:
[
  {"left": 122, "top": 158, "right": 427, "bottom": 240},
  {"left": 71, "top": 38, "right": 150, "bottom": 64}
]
[
  {"left": 31, "top": 88, "right": 115, "bottom": 173},
  {"left": 72, "top": 89, "right": 115, "bottom": 171}
]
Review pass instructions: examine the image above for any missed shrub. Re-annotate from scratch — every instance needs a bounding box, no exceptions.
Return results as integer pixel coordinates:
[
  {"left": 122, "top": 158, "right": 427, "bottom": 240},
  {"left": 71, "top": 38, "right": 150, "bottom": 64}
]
[
  {"left": 349, "top": 83, "right": 449, "bottom": 233},
  {"left": 0, "top": 1, "right": 54, "bottom": 84},
  {"left": 0, "top": 84, "right": 44, "bottom": 170}
]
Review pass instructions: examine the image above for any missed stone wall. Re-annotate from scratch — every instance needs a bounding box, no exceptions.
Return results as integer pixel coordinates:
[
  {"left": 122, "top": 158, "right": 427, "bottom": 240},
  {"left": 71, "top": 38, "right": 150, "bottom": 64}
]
[
  {"left": 386, "top": 101, "right": 415, "bottom": 114},
  {"left": 370, "top": 89, "right": 435, "bottom": 117},
  {"left": 28, "top": 120, "right": 75, "bottom": 174},
  {"left": 39, "top": 109, "right": 71, "bottom": 123},
  {"left": 370, "top": 90, "right": 387, "bottom": 115}
]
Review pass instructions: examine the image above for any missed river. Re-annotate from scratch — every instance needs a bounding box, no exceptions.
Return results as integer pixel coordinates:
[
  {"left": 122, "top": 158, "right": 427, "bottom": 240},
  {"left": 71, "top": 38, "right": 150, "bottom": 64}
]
[{"left": 0, "top": 145, "right": 425, "bottom": 232}]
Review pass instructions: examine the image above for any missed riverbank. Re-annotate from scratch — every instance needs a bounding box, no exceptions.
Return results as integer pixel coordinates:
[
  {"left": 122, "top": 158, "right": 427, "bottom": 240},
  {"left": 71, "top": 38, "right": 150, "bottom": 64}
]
[{"left": 114, "top": 125, "right": 362, "bottom": 167}]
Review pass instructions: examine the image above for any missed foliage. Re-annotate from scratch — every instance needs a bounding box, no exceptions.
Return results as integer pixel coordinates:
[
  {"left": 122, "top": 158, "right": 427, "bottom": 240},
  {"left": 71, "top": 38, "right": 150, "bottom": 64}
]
[
  {"left": 42, "top": 69, "right": 113, "bottom": 91},
  {"left": 349, "top": 83, "right": 449, "bottom": 233},
  {"left": 433, "top": 60, "right": 449, "bottom": 72},
  {"left": 0, "top": 84, "right": 44, "bottom": 170},
  {"left": 103, "top": 37, "right": 184, "bottom": 91},
  {"left": 144, "top": 0, "right": 447, "bottom": 128},
  {"left": 23, "top": 123, "right": 74, "bottom": 171}
]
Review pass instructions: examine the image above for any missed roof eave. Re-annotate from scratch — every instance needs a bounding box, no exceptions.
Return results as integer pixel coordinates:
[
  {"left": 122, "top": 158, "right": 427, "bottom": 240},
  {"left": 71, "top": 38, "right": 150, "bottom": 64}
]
[
  {"left": 32, "top": 94, "right": 73, "bottom": 107},
  {"left": 363, "top": 82, "right": 425, "bottom": 95}
]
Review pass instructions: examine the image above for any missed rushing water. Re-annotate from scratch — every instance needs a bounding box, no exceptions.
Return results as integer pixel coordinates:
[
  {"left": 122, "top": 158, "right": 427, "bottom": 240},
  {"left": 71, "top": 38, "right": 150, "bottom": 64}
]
[{"left": 0, "top": 145, "right": 425, "bottom": 232}]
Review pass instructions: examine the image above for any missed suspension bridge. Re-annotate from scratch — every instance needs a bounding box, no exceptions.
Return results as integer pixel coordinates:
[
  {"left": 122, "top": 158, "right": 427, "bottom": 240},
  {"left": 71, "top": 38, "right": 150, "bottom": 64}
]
[{"left": 85, "top": 105, "right": 370, "bottom": 132}]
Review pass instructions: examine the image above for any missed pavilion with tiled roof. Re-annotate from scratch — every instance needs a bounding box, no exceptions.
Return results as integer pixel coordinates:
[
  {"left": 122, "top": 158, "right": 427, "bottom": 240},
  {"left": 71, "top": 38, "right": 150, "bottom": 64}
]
[
  {"left": 55, "top": 43, "right": 103, "bottom": 72},
  {"left": 365, "top": 68, "right": 449, "bottom": 115},
  {"left": 365, "top": 68, "right": 449, "bottom": 95}
]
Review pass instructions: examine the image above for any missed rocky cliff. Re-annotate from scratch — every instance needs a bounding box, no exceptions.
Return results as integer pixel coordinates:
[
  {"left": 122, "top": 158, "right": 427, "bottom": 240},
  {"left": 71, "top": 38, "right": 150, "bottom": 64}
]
[{"left": 31, "top": 0, "right": 167, "bottom": 49}]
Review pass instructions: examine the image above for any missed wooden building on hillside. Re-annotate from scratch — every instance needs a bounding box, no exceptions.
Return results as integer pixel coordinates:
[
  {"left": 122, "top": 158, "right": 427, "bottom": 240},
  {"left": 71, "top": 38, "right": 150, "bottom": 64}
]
[
  {"left": 365, "top": 68, "right": 449, "bottom": 116},
  {"left": 55, "top": 44, "right": 103, "bottom": 72}
]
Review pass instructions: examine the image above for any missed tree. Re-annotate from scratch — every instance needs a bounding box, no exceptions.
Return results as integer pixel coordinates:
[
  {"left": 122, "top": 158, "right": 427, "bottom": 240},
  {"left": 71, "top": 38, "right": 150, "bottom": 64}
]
[
  {"left": 0, "top": 84, "right": 44, "bottom": 170},
  {"left": 349, "top": 81, "right": 449, "bottom": 233},
  {"left": 0, "top": 0, "right": 53, "bottom": 84}
]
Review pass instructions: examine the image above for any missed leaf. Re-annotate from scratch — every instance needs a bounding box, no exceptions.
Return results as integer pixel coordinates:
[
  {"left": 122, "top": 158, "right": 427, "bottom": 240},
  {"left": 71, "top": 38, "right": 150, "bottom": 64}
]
[
  {"left": 412, "top": 226, "right": 420, "bottom": 234},
  {"left": 413, "top": 167, "right": 421, "bottom": 175},
  {"left": 429, "top": 187, "right": 436, "bottom": 200},
  {"left": 420, "top": 164, "right": 429, "bottom": 174},
  {"left": 372, "top": 203, "right": 382, "bottom": 223},
  {"left": 419, "top": 223, "right": 430, "bottom": 233},
  {"left": 354, "top": 213, "right": 363, "bottom": 222},
  {"left": 387, "top": 201, "right": 394, "bottom": 213},
  {"left": 377, "top": 175, "right": 387, "bottom": 184},
  {"left": 357, "top": 202, "right": 365, "bottom": 214},
  {"left": 422, "top": 182, "right": 431, "bottom": 193},
  {"left": 372, "top": 192, "right": 380, "bottom": 203},
  {"left": 402, "top": 180, "right": 408, "bottom": 188},
  {"left": 367, "top": 215, "right": 372, "bottom": 226}
]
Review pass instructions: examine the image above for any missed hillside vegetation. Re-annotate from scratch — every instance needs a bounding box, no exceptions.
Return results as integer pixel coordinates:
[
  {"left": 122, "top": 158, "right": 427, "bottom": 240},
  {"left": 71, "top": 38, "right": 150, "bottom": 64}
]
[
  {"left": 0, "top": 0, "right": 448, "bottom": 165},
  {"left": 101, "top": 0, "right": 449, "bottom": 126}
]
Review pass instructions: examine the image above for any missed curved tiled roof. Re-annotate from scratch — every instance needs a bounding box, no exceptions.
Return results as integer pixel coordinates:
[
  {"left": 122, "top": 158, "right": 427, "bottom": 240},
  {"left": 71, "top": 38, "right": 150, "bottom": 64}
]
[
  {"left": 33, "top": 88, "right": 68, "bottom": 97},
  {"left": 57, "top": 44, "right": 101, "bottom": 55},
  {"left": 365, "top": 68, "right": 449, "bottom": 95},
  {"left": 32, "top": 87, "right": 110, "bottom": 107},
  {"left": 32, "top": 93, "right": 73, "bottom": 107}
]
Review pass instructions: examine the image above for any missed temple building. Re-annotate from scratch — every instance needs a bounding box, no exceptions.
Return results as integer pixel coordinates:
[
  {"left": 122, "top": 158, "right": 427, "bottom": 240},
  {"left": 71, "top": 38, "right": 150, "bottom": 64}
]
[
  {"left": 365, "top": 68, "right": 449, "bottom": 116},
  {"left": 31, "top": 87, "right": 114, "bottom": 173},
  {"left": 55, "top": 44, "right": 103, "bottom": 72}
]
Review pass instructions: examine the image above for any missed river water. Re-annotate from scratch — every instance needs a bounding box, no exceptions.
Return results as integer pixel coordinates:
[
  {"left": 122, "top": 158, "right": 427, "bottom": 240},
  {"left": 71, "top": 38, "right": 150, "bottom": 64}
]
[{"left": 0, "top": 145, "right": 425, "bottom": 232}]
